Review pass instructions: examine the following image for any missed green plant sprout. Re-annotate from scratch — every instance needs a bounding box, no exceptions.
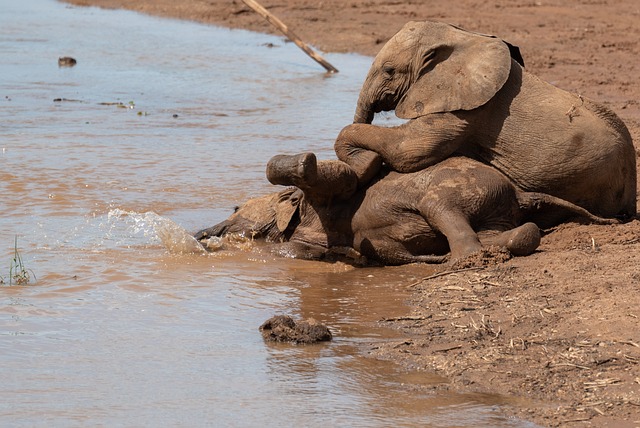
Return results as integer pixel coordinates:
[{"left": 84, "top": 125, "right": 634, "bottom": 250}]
[{"left": 7, "top": 236, "right": 35, "bottom": 285}]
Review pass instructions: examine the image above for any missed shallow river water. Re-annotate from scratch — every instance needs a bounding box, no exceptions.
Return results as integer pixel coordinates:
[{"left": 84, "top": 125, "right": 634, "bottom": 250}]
[{"left": 0, "top": 1, "right": 538, "bottom": 426}]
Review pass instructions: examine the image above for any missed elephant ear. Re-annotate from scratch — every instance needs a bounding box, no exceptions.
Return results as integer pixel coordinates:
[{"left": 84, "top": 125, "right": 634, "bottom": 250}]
[
  {"left": 275, "top": 188, "right": 301, "bottom": 232},
  {"left": 396, "top": 23, "right": 514, "bottom": 119}
]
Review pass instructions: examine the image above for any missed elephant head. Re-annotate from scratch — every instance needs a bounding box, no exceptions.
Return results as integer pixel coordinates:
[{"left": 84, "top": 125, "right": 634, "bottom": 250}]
[
  {"left": 195, "top": 153, "right": 360, "bottom": 259},
  {"left": 353, "top": 21, "right": 524, "bottom": 123},
  {"left": 194, "top": 188, "right": 302, "bottom": 243}
]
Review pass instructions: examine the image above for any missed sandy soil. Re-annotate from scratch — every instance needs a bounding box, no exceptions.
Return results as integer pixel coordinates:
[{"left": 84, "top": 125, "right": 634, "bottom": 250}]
[{"left": 64, "top": 1, "right": 640, "bottom": 426}]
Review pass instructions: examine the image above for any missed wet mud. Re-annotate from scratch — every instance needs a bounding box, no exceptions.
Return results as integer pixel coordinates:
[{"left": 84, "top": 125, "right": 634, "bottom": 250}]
[{"left": 260, "top": 315, "right": 332, "bottom": 344}]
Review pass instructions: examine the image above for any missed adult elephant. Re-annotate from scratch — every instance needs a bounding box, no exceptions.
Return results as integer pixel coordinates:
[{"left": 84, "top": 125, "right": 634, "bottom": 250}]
[
  {"left": 194, "top": 153, "right": 615, "bottom": 266},
  {"left": 334, "top": 21, "right": 636, "bottom": 219}
]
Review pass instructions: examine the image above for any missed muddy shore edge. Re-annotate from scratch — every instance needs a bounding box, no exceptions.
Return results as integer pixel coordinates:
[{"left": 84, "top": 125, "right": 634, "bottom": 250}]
[{"left": 63, "top": 1, "right": 640, "bottom": 426}]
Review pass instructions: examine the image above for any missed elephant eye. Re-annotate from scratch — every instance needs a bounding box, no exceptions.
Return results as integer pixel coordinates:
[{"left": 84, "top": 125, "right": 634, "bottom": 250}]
[{"left": 382, "top": 66, "right": 395, "bottom": 77}]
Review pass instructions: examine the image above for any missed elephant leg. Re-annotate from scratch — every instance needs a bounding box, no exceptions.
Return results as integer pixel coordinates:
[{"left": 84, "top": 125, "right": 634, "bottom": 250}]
[
  {"left": 271, "top": 241, "right": 329, "bottom": 261},
  {"left": 479, "top": 222, "right": 541, "bottom": 256},
  {"left": 333, "top": 125, "right": 383, "bottom": 185},
  {"left": 419, "top": 200, "right": 482, "bottom": 261},
  {"left": 357, "top": 236, "right": 449, "bottom": 265},
  {"left": 266, "top": 153, "right": 358, "bottom": 200},
  {"left": 334, "top": 115, "right": 469, "bottom": 186}
]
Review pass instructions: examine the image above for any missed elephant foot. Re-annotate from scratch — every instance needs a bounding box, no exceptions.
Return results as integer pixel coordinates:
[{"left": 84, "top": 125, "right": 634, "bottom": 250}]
[
  {"left": 449, "top": 238, "right": 483, "bottom": 262},
  {"left": 266, "top": 152, "right": 318, "bottom": 188},
  {"left": 484, "top": 222, "right": 541, "bottom": 256}
]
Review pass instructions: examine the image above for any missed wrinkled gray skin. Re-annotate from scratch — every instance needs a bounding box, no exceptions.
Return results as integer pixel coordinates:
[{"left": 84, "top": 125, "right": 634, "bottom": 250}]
[
  {"left": 335, "top": 21, "right": 636, "bottom": 219},
  {"left": 195, "top": 154, "right": 616, "bottom": 266}
]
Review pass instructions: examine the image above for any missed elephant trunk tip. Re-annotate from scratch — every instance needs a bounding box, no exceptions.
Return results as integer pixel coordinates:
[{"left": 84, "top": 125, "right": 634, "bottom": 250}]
[
  {"left": 266, "top": 153, "right": 318, "bottom": 188},
  {"left": 353, "top": 110, "right": 374, "bottom": 124}
]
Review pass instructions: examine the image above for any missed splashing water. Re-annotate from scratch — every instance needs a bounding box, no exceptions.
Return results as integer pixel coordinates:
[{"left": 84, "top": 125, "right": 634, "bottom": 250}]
[{"left": 108, "top": 209, "right": 206, "bottom": 254}]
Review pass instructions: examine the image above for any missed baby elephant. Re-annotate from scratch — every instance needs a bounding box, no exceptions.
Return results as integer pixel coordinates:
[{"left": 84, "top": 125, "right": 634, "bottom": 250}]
[{"left": 195, "top": 154, "right": 615, "bottom": 265}]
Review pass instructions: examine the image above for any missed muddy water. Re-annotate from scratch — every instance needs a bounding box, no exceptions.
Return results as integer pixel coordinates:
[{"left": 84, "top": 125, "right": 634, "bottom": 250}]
[{"left": 0, "top": 1, "right": 536, "bottom": 426}]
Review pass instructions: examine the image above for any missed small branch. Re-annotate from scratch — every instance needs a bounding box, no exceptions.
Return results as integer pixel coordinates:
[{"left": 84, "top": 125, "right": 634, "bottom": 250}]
[
  {"left": 408, "top": 266, "right": 486, "bottom": 287},
  {"left": 241, "top": 0, "right": 339, "bottom": 73},
  {"left": 432, "top": 344, "right": 463, "bottom": 353},
  {"left": 561, "top": 417, "right": 592, "bottom": 423},
  {"left": 381, "top": 315, "right": 431, "bottom": 322},
  {"left": 616, "top": 339, "right": 640, "bottom": 348},
  {"left": 549, "top": 362, "right": 592, "bottom": 370}
]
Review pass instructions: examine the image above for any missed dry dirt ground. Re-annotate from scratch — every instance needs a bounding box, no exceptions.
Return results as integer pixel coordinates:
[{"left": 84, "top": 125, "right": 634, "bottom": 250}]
[{"left": 65, "top": 1, "right": 640, "bottom": 426}]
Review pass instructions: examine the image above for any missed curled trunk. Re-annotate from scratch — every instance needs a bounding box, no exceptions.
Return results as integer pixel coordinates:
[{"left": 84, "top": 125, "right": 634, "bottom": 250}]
[{"left": 353, "top": 95, "right": 374, "bottom": 124}]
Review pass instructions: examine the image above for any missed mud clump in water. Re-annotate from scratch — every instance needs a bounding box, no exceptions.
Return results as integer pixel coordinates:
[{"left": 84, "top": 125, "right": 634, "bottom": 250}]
[
  {"left": 58, "top": 56, "right": 77, "bottom": 67},
  {"left": 259, "top": 315, "right": 332, "bottom": 344}
]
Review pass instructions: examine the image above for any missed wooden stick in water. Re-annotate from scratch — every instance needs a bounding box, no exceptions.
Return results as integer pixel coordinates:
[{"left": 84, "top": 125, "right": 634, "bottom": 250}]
[{"left": 241, "top": 0, "right": 339, "bottom": 73}]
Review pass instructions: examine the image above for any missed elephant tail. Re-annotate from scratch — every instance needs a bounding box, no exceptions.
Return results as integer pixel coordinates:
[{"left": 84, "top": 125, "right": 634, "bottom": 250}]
[{"left": 516, "top": 192, "right": 620, "bottom": 229}]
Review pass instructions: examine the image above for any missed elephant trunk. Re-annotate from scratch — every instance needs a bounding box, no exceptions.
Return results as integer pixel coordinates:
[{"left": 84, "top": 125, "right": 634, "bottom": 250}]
[
  {"left": 353, "top": 92, "right": 375, "bottom": 124},
  {"left": 267, "top": 153, "right": 357, "bottom": 201},
  {"left": 267, "top": 153, "right": 318, "bottom": 189}
]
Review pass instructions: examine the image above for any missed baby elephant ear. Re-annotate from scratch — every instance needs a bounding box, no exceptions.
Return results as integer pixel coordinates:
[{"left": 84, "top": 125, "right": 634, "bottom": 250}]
[
  {"left": 275, "top": 189, "right": 301, "bottom": 232},
  {"left": 396, "top": 27, "right": 514, "bottom": 119}
]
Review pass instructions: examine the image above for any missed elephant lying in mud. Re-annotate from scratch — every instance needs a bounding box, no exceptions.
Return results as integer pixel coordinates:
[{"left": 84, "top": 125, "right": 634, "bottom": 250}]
[
  {"left": 334, "top": 21, "right": 636, "bottom": 219},
  {"left": 195, "top": 154, "right": 616, "bottom": 265}
]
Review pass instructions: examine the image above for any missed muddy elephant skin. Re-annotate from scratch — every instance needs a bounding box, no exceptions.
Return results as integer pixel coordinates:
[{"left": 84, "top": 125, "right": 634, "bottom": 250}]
[
  {"left": 195, "top": 154, "right": 615, "bottom": 266},
  {"left": 335, "top": 21, "right": 636, "bottom": 219}
]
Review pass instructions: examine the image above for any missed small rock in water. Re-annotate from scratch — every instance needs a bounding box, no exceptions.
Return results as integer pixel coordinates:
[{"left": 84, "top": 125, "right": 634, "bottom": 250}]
[
  {"left": 259, "top": 315, "right": 332, "bottom": 344},
  {"left": 58, "top": 56, "right": 77, "bottom": 67}
]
